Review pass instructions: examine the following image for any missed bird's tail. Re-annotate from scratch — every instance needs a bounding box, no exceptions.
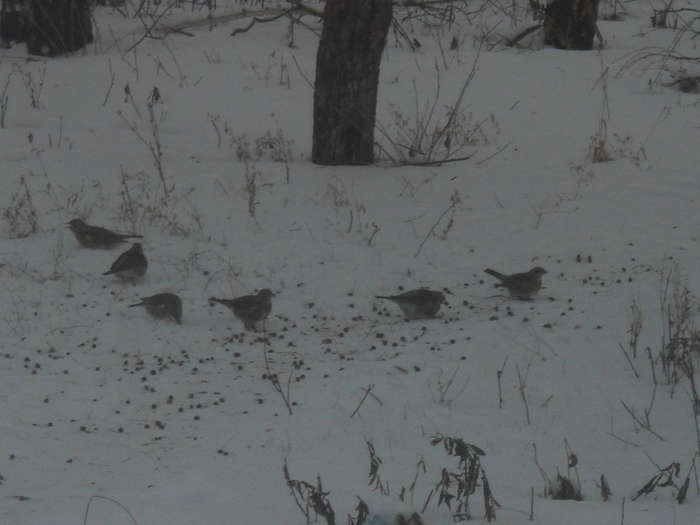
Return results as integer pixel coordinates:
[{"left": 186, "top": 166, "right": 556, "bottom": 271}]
[
  {"left": 209, "top": 297, "right": 225, "bottom": 304},
  {"left": 484, "top": 268, "right": 506, "bottom": 281},
  {"left": 102, "top": 269, "right": 114, "bottom": 276},
  {"left": 375, "top": 295, "right": 393, "bottom": 300},
  {"left": 124, "top": 234, "right": 144, "bottom": 239},
  {"left": 128, "top": 302, "right": 144, "bottom": 308}
]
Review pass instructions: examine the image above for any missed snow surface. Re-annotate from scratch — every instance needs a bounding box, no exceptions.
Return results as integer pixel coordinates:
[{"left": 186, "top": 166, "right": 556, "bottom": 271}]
[{"left": 1, "top": 1, "right": 700, "bottom": 524}]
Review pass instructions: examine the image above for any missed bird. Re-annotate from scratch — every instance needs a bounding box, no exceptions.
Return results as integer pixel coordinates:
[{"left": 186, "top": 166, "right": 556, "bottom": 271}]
[
  {"left": 483, "top": 266, "right": 547, "bottom": 300},
  {"left": 375, "top": 289, "right": 446, "bottom": 320},
  {"left": 66, "top": 218, "right": 143, "bottom": 248},
  {"left": 103, "top": 243, "right": 147, "bottom": 281},
  {"left": 129, "top": 293, "right": 182, "bottom": 324},
  {"left": 209, "top": 289, "right": 273, "bottom": 331}
]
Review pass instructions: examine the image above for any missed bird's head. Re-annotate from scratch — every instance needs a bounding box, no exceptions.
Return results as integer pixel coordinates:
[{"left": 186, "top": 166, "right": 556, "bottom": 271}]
[
  {"left": 66, "top": 218, "right": 86, "bottom": 230},
  {"left": 530, "top": 267, "right": 547, "bottom": 276}
]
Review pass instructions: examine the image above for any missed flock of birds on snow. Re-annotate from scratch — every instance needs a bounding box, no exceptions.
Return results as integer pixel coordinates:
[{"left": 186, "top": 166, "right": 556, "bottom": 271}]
[{"left": 66, "top": 218, "right": 548, "bottom": 331}]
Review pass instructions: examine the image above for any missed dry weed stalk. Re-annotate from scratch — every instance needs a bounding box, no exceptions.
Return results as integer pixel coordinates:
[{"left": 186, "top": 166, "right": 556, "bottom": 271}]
[
  {"left": 628, "top": 301, "right": 643, "bottom": 358},
  {"left": 620, "top": 383, "right": 665, "bottom": 441},
  {"left": 244, "top": 162, "right": 259, "bottom": 219},
  {"left": 429, "top": 434, "right": 499, "bottom": 521},
  {"left": 532, "top": 442, "right": 582, "bottom": 501},
  {"left": 597, "top": 474, "right": 612, "bottom": 501},
  {"left": 117, "top": 85, "right": 170, "bottom": 201},
  {"left": 414, "top": 190, "right": 461, "bottom": 258},
  {"left": 516, "top": 362, "right": 532, "bottom": 425},
  {"left": 2, "top": 175, "right": 39, "bottom": 239},
  {"left": 377, "top": 44, "right": 486, "bottom": 166},
  {"left": 82, "top": 495, "right": 138, "bottom": 525},
  {"left": 366, "top": 440, "right": 390, "bottom": 495},
  {"left": 263, "top": 337, "right": 293, "bottom": 415},
  {"left": 284, "top": 461, "right": 336, "bottom": 525},
  {"left": 590, "top": 53, "right": 612, "bottom": 163},
  {"left": 632, "top": 461, "right": 680, "bottom": 501}
]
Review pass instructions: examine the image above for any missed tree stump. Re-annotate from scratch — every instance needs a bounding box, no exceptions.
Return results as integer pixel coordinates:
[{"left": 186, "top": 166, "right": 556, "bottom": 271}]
[
  {"left": 312, "top": 0, "right": 393, "bottom": 165},
  {"left": 543, "top": 0, "right": 600, "bottom": 50},
  {"left": 25, "top": 0, "right": 92, "bottom": 56}
]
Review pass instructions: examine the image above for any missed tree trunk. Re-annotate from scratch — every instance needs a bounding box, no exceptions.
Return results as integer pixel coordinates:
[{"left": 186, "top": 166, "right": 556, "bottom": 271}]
[
  {"left": 25, "top": 0, "right": 92, "bottom": 57},
  {"left": 1, "top": 0, "right": 27, "bottom": 45},
  {"left": 543, "top": 0, "right": 599, "bottom": 50},
  {"left": 312, "top": 0, "right": 392, "bottom": 166}
]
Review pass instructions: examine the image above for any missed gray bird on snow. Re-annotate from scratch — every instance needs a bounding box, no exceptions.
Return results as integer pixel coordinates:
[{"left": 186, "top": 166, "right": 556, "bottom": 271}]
[
  {"left": 209, "top": 289, "right": 273, "bottom": 331},
  {"left": 103, "top": 242, "right": 148, "bottom": 281},
  {"left": 483, "top": 266, "right": 546, "bottom": 300},
  {"left": 375, "top": 289, "right": 446, "bottom": 320},
  {"left": 67, "top": 218, "right": 143, "bottom": 248},
  {"left": 129, "top": 293, "right": 182, "bottom": 324}
]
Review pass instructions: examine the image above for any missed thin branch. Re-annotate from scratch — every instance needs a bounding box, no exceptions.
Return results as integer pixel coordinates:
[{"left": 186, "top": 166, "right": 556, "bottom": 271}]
[
  {"left": 401, "top": 153, "right": 475, "bottom": 167},
  {"left": 413, "top": 192, "right": 460, "bottom": 258},
  {"left": 606, "top": 431, "right": 641, "bottom": 448},
  {"left": 83, "top": 495, "right": 139, "bottom": 525},
  {"left": 617, "top": 343, "right": 640, "bottom": 379},
  {"left": 496, "top": 356, "right": 508, "bottom": 409},
  {"left": 504, "top": 24, "right": 542, "bottom": 48},
  {"left": 229, "top": 4, "right": 323, "bottom": 37},
  {"left": 231, "top": 11, "right": 288, "bottom": 37},
  {"left": 263, "top": 337, "right": 293, "bottom": 415},
  {"left": 350, "top": 384, "right": 375, "bottom": 418},
  {"left": 620, "top": 400, "right": 664, "bottom": 441},
  {"left": 291, "top": 54, "right": 314, "bottom": 89},
  {"left": 517, "top": 363, "right": 532, "bottom": 425},
  {"left": 476, "top": 142, "right": 511, "bottom": 166},
  {"left": 126, "top": 2, "right": 179, "bottom": 53},
  {"left": 532, "top": 443, "right": 551, "bottom": 486},
  {"left": 102, "top": 58, "right": 115, "bottom": 107}
]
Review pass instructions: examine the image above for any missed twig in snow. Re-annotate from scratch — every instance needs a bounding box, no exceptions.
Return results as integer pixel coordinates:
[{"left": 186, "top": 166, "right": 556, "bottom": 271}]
[
  {"left": 516, "top": 362, "right": 532, "bottom": 425},
  {"left": 621, "top": 395, "right": 665, "bottom": 441},
  {"left": 413, "top": 190, "right": 461, "bottom": 258},
  {"left": 476, "top": 142, "right": 511, "bottom": 166},
  {"left": 102, "top": 58, "right": 115, "bottom": 107},
  {"left": 263, "top": 336, "right": 293, "bottom": 415},
  {"left": 82, "top": 495, "right": 139, "bottom": 525},
  {"left": 496, "top": 357, "right": 508, "bottom": 409},
  {"left": 350, "top": 384, "right": 375, "bottom": 418},
  {"left": 617, "top": 343, "right": 640, "bottom": 379}
]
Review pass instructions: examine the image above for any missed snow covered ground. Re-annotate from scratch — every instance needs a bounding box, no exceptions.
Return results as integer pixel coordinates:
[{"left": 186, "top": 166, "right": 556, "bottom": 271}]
[{"left": 1, "top": 1, "right": 700, "bottom": 524}]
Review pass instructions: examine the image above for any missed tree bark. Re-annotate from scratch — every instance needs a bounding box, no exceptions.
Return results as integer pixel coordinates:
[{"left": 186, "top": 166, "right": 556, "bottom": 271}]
[
  {"left": 25, "top": 0, "right": 92, "bottom": 57},
  {"left": 543, "top": 0, "right": 599, "bottom": 50},
  {"left": 1, "top": 0, "right": 27, "bottom": 44},
  {"left": 312, "top": 0, "right": 392, "bottom": 165}
]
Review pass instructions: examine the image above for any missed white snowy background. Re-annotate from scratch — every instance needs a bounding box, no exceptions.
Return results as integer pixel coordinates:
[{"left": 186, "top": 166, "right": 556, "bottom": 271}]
[{"left": 1, "top": 1, "right": 700, "bottom": 524}]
